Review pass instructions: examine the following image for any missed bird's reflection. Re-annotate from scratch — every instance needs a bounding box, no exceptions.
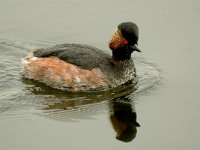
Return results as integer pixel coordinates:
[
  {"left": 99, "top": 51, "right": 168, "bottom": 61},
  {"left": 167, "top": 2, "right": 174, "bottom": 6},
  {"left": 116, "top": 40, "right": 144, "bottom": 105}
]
[
  {"left": 23, "top": 78, "right": 140, "bottom": 142},
  {"left": 108, "top": 96, "right": 140, "bottom": 142}
]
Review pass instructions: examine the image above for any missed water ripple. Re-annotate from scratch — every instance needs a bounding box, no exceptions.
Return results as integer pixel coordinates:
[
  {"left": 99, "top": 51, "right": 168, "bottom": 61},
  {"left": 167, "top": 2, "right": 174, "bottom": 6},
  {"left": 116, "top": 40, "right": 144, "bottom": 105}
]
[{"left": 0, "top": 39, "right": 162, "bottom": 122}]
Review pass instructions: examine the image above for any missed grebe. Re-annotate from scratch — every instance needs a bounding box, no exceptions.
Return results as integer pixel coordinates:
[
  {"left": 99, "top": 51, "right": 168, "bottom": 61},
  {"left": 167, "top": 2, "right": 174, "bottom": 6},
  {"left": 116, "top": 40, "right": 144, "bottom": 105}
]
[{"left": 21, "top": 22, "right": 141, "bottom": 92}]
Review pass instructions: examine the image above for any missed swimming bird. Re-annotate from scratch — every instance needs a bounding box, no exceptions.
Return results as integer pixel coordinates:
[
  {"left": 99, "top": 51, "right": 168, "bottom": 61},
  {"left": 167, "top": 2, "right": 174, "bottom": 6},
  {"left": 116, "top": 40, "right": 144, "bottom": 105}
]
[{"left": 21, "top": 22, "right": 141, "bottom": 92}]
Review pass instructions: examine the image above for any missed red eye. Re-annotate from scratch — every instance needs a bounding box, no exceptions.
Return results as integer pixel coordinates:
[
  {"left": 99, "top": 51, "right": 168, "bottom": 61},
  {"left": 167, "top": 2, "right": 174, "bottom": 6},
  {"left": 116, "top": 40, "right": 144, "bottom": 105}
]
[{"left": 123, "top": 40, "right": 128, "bottom": 45}]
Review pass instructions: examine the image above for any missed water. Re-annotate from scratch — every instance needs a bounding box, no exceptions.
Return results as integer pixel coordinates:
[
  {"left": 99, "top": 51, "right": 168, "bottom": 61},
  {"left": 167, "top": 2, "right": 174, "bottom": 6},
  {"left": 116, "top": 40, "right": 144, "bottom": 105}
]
[{"left": 0, "top": 0, "right": 200, "bottom": 149}]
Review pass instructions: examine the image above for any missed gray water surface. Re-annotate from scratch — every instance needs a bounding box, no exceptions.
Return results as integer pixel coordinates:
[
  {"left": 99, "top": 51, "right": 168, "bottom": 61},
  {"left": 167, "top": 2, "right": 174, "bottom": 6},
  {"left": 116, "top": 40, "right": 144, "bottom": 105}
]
[{"left": 0, "top": 0, "right": 200, "bottom": 150}]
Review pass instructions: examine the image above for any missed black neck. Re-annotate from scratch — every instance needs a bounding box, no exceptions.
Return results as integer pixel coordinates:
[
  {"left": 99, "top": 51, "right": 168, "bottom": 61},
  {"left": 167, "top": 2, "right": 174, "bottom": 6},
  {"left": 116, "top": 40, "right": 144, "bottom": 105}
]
[{"left": 112, "top": 45, "right": 134, "bottom": 61}]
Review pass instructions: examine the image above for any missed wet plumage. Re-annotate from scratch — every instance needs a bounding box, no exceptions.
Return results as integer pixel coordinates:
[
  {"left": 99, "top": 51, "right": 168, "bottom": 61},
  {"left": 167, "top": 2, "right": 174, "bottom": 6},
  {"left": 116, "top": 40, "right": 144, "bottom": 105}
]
[{"left": 21, "top": 22, "right": 140, "bottom": 92}]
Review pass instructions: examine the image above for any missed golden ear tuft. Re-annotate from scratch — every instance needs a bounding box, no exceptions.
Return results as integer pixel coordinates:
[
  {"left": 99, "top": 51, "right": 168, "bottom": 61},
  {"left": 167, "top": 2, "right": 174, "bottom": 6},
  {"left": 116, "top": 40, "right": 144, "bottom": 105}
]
[{"left": 109, "top": 28, "right": 127, "bottom": 50}]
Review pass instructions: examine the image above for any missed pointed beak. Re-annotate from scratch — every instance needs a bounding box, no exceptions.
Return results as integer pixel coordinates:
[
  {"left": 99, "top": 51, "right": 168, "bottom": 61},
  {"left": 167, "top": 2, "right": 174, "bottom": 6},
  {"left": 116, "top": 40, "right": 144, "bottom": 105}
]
[{"left": 133, "top": 45, "right": 141, "bottom": 52}]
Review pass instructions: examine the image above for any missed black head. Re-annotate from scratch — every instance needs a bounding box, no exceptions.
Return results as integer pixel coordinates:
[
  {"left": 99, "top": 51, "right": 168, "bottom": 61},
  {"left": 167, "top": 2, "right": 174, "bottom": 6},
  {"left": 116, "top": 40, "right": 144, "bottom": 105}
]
[
  {"left": 118, "top": 22, "right": 139, "bottom": 45},
  {"left": 109, "top": 22, "right": 141, "bottom": 61}
]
